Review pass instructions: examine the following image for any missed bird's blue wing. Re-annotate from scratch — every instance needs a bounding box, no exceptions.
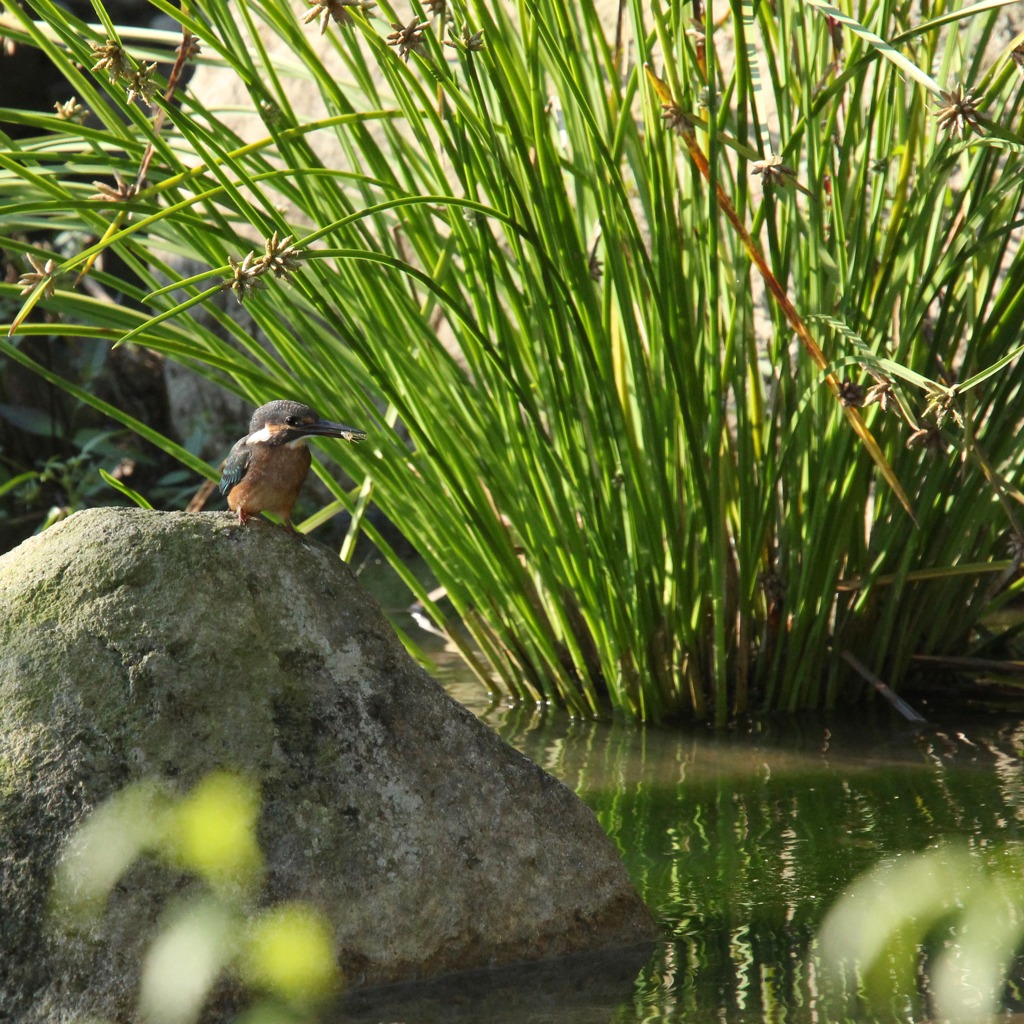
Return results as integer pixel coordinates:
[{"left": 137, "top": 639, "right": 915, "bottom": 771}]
[{"left": 218, "top": 443, "right": 251, "bottom": 496}]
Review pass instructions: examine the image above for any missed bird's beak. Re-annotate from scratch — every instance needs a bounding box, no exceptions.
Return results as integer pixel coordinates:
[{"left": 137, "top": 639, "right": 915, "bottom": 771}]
[{"left": 301, "top": 419, "right": 367, "bottom": 442}]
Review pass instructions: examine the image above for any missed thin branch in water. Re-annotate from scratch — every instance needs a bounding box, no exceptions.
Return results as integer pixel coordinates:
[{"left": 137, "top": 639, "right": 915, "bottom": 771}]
[{"left": 842, "top": 651, "right": 928, "bottom": 725}]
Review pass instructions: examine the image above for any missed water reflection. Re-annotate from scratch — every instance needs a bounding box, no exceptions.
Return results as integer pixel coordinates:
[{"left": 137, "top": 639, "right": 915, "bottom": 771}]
[{"left": 438, "top": 681, "right": 1024, "bottom": 1023}]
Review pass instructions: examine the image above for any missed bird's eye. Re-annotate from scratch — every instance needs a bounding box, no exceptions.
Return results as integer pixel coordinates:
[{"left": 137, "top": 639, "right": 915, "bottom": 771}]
[{"left": 286, "top": 415, "right": 300, "bottom": 426}]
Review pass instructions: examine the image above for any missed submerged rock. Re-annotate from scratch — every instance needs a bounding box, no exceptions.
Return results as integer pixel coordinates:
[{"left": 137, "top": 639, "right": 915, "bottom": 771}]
[{"left": 0, "top": 508, "right": 655, "bottom": 1022}]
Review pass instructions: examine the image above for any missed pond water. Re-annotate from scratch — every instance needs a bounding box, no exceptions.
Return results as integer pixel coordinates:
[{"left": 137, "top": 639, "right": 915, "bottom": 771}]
[{"left": 344, "top": 675, "right": 1024, "bottom": 1024}]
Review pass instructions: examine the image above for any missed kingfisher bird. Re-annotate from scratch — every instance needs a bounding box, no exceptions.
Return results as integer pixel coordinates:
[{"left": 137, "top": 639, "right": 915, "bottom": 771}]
[{"left": 219, "top": 399, "right": 366, "bottom": 531}]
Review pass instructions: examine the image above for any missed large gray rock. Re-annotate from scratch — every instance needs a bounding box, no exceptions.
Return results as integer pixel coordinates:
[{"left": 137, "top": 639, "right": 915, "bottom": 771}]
[{"left": 0, "top": 508, "right": 655, "bottom": 1022}]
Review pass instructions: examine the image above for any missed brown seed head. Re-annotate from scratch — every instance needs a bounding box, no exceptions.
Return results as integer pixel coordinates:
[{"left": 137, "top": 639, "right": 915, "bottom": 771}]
[
  {"left": 837, "top": 378, "right": 865, "bottom": 408},
  {"left": 387, "top": 18, "right": 430, "bottom": 61},
  {"left": 303, "top": 0, "right": 374, "bottom": 33},
  {"left": 660, "top": 103, "right": 693, "bottom": 134},
  {"left": 125, "top": 61, "right": 159, "bottom": 106},
  {"left": 90, "top": 40, "right": 131, "bottom": 83},
  {"left": 18, "top": 254, "right": 60, "bottom": 298},
  {"left": 224, "top": 251, "right": 268, "bottom": 303},
  {"left": 89, "top": 171, "right": 140, "bottom": 203},
  {"left": 257, "top": 232, "right": 304, "bottom": 280},
  {"left": 445, "top": 23, "right": 484, "bottom": 52},
  {"left": 935, "top": 84, "right": 982, "bottom": 141}
]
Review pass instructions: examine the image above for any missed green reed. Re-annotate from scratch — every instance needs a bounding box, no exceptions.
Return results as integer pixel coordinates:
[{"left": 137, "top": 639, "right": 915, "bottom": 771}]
[{"left": 2, "top": 0, "right": 1024, "bottom": 721}]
